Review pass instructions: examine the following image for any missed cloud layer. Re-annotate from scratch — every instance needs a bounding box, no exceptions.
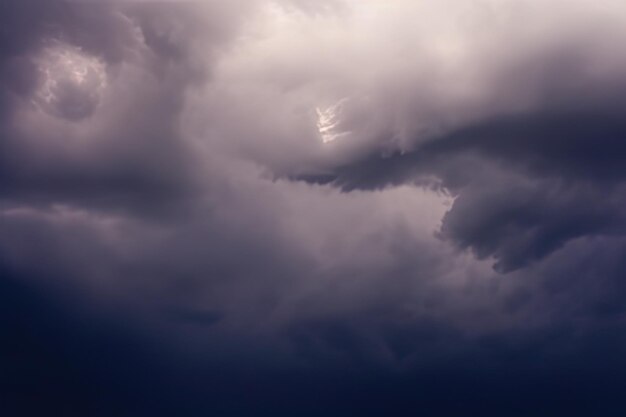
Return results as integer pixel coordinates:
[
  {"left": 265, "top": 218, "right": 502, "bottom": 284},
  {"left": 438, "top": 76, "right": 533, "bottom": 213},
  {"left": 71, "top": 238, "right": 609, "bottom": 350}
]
[{"left": 2, "top": 1, "right": 626, "bottom": 416}]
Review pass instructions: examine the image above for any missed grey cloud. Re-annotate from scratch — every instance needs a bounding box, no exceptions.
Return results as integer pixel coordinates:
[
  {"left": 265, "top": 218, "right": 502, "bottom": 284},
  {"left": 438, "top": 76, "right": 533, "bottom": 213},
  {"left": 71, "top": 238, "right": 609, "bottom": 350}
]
[
  {"left": 0, "top": 0, "right": 253, "bottom": 217},
  {"left": 304, "top": 107, "right": 626, "bottom": 271},
  {"left": 278, "top": 1, "right": 626, "bottom": 271},
  {"left": 0, "top": 0, "right": 622, "bottom": 351},
  {"left": 3, "top": 2, "right": 626, "bottom": 416},
  {"left": 0, "top": 0, "right": 623, "bottom": 350}
]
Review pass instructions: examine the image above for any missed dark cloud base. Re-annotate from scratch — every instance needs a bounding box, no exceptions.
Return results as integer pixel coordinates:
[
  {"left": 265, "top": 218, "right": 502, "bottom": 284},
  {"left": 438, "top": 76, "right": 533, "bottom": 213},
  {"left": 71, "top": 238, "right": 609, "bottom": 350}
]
[
  {"left": 4, "top": 261, "right": 626, "bottom": 417},
  {"left": 309, "top": 109, "right": 626, "bottom": 271},
  {"left": 0, "top": 284, "right": 623, "bottom": 417}
]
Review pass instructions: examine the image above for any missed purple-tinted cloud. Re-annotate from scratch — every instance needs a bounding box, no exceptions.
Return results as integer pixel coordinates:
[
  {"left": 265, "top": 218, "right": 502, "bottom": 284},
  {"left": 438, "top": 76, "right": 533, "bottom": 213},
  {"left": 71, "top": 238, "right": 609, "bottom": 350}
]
[{"left": 2, "top": 1, "right": 626, "bottom": 416}]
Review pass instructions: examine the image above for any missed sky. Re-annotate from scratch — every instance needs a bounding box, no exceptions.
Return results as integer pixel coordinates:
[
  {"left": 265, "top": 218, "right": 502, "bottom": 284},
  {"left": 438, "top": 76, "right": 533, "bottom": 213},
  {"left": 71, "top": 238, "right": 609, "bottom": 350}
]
[{"left": 2, "top": 1, "right": 626, "bottom": 416}]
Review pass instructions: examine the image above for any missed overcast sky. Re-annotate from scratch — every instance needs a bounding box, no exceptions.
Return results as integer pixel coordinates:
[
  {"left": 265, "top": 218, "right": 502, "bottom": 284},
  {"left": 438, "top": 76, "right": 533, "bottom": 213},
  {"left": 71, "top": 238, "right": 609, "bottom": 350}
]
[{"left": 2, "top": 1, "right": 626, "bottom": 416}]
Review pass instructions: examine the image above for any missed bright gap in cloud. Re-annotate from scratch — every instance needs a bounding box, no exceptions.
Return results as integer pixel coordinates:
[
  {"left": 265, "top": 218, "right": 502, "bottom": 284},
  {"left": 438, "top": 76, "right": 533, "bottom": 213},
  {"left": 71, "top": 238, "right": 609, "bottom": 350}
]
[
  {"left": 35, "top": 40, "right": 108, "bottom": 121},
  {"left": 315, "top": 98, "right": 352, "bottom": 144}
]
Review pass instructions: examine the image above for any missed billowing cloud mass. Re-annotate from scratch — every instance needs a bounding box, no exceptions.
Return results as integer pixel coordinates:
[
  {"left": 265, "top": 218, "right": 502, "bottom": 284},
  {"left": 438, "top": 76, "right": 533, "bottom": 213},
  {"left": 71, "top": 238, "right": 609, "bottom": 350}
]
[{"left": 2, "top": 1, "right": 626, "bottom": 416}]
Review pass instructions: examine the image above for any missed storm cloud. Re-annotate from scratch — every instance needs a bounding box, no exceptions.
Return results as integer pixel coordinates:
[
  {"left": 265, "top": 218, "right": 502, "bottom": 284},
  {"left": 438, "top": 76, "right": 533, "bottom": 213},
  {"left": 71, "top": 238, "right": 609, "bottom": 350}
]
[{"left": 2, "top": 1, "right": 626, "bottom": 416}]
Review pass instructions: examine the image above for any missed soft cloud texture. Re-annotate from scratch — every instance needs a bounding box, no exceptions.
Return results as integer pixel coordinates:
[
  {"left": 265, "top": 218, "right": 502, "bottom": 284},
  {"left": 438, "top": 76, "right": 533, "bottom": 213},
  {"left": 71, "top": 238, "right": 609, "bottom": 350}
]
[{"left": 2, "top": 1, "right": 626, "bottom": 416}]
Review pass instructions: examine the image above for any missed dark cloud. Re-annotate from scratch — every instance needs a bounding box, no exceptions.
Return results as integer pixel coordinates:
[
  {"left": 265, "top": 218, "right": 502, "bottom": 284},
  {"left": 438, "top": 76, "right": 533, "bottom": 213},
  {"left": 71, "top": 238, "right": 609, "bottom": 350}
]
[
  {"left": 0, "top": 0, "right": 222, "bottom": 218},
  {"left": 304, "top": 107, "right": 626, "bottom": 271},
  {"left": 3, "top": 1, "right": 626, "bottom": 416}
]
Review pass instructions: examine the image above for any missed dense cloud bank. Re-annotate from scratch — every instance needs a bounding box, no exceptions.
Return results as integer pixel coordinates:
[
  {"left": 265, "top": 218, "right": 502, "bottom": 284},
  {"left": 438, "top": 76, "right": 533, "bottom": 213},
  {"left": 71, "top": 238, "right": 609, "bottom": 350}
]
[{"left": 2, "top": 1, "right": 626, "bottom": 416}]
